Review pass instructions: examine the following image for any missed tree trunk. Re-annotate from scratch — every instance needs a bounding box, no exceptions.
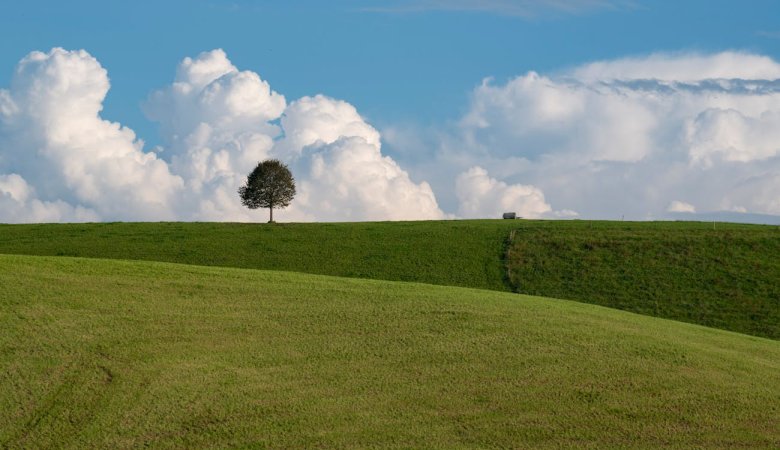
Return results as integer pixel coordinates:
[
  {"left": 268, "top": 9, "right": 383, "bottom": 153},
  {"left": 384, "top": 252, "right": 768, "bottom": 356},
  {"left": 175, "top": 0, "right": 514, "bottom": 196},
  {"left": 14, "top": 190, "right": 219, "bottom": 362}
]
[{"left": 269, "top": 205, "right": 274, "bottom": 223}]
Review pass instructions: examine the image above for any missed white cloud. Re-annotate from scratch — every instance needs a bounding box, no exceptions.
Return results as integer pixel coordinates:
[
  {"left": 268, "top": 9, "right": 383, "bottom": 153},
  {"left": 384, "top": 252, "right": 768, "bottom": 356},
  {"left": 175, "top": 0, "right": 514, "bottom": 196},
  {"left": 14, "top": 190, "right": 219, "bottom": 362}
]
[
  {"left": 276, "top": 94, "right": 381, "bottom": 158},
  {"left": 0, "top": 173, "right": 98, "bottom": 223},
  {"left": 570, "top": 51, "right": 780, "bottom": 82},
  {"left": 430, "top": 51, "right": 780, "bottom": 219},
  {"left": 276, "top": 95, "right": 444, "bottom": 221},
  {"left": 455, "top": 166, "right": 551, "bottom": 218},
  {"left": 0, "top": 48, "right": 183, "bottom": 221},
  {"left": 0, "top": 47, "right": 446, "bottom": 223},
  {"left": 5, "top": 47, "right": 780, "bottom": 224},
  {"left": 667, "top": 200, "right": 695, "bottom": 213},
  {"left": 686, "top": 109, "right": 780, "bottom": 165},
  {"left": 719, "top": 170, "right": 780, "bottom": 216},
  {"left": 0, "top": 173, "right": 31, "bottom": 203},
  {"left": 293, "top": 136, "right": 443, "bottom": 221},
  {"left": 463, "top": 72, "right": 658, "bottom": 163},
  {"left": 144, "top": 49, "right": 286, "bottom": 221},
  {"left": 144, "top": 50, "right": 444, "bottom": 222}
]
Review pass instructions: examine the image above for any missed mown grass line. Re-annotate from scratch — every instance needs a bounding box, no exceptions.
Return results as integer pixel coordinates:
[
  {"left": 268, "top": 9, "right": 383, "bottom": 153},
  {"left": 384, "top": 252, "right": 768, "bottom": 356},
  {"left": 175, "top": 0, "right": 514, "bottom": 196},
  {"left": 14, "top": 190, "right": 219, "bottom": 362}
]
[
  {"left": 506, "top": 220, "right": 780, "bottom": 339},
  {"left": 1, "top": 254, "right": 778, "bottom": 448}
]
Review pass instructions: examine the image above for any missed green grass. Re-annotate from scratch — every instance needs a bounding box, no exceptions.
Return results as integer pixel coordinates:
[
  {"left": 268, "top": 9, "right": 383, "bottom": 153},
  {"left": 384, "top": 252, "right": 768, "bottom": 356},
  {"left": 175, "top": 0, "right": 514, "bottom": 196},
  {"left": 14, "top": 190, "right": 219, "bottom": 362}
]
[
  {"left": 1, "top": 254, "right": 778, "bottom": 448},
  {"left": 507, "top": 221, "right": 780, "bottom": 339},
  {"left": 0, "top": 221, "right": 517, "bottom": 291},
  {"left": 2, "top": 219, "right": 778, "bottom": 338}
]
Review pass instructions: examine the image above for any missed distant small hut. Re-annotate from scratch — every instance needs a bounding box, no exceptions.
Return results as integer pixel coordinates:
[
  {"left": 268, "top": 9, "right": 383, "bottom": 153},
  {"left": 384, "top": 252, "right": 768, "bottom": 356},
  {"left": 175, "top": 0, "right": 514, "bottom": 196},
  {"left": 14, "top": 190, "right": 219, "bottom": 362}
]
[{"left": 502, "top": 212, "right": 516, "bottom": 220}]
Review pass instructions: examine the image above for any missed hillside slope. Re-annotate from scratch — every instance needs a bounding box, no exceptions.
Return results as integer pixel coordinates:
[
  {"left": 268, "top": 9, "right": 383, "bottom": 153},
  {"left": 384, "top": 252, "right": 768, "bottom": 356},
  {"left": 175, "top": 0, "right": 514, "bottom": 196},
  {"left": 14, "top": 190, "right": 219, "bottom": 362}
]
[
  {"left": 1, "top": 220, "right": 778, "bottom": 338},
  {"left": 506, "top": 221, "right": 780, "bottom": 339},
  {"left": 1, "top": 254, "right": 778, "bottom": 448},
  {"left": 0, "top": 221, "right": 516, "bottom": 291}
]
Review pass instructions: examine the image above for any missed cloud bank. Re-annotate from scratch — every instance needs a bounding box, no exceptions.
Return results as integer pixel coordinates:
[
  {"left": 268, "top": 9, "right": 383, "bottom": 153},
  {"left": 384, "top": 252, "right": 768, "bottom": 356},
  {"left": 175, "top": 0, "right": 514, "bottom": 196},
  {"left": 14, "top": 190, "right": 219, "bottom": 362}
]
[
  {"left": 2, "top": 48, "right": 780, "bottom": 223},
  {"left": 0, "top": 49, "right": 183, "bottom": 222},
  {"left": 0, "top": 48, "right": 445, "bottom": 222},
  {"left": 392, "top": 51, "right": 780, "bottom": 220},
  {"left": 455, "top": 166, "right": 551, "bottom": 218}
]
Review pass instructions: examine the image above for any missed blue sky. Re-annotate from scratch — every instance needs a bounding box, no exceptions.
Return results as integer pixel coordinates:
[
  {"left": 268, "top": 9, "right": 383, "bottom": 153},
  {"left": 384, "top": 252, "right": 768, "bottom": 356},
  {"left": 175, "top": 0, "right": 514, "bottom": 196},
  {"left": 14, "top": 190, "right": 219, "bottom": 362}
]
[
  {"left": 2, "top": 0, "right": 780, "bottom": 223},
  {"left": 3, "top": 0, "right": 778, "bottom": 144}
]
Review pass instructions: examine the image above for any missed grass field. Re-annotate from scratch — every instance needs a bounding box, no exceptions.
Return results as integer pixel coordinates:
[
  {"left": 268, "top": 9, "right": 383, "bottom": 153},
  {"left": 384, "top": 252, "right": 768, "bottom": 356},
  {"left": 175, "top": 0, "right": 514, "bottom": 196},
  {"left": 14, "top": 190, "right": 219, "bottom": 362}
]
[
  {"left": 0, "top": 221, "right": 517, "bottom": 291},
  {"left": 1, "top": 220, "right": 778, "bottom": 339},
  {"left": 1, "top": 254, "right": 778, "bottom": 448},
  {"left": 506, "top": 221, "right": 780, "bottom": 339}
]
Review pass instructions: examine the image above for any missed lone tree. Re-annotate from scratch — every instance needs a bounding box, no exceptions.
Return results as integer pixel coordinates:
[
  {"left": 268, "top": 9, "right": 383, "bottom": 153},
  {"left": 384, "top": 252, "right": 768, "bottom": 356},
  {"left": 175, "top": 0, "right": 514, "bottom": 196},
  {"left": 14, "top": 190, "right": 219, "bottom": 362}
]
[{"left": 238, "top": 159, "right": 296, "bottom": 223}]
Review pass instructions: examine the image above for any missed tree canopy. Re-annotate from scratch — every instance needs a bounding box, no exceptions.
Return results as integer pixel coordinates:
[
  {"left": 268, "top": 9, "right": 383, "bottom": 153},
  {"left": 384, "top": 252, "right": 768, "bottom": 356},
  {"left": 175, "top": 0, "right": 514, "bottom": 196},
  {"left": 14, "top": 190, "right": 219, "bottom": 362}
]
[{"left": 238, "top": 159, "right": 296, "bottom": 222}]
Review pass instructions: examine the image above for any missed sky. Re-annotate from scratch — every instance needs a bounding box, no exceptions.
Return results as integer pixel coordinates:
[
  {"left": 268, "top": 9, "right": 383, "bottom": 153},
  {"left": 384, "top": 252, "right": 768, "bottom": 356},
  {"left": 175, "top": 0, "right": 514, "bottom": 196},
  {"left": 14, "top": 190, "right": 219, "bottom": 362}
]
[{"left": 1, "top": 0, "right": 780, "bottom": 223}]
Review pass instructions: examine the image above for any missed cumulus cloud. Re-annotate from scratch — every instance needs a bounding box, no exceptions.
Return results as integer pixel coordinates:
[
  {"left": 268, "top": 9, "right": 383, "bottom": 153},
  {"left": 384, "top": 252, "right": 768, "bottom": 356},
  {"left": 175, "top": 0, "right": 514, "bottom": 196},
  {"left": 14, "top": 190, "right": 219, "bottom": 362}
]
[
  {"left": 276, "top": 94, "right": 381, "bottom": 157},
  {"left": 570, "top": 51, "right": 780, "bottom": 82},
  {"left": 5, "top": 47, "right": 780, "bottom": 224},
  {"left": 276, "top": 95, "right": 444, "bottom": 221},
  {"left": 416, "top": 51, "right": 780, "bottom": 219},
  {"left": 686, "top": 109, "right": 780, "bottom": 165},
  {"left": 144, "top": 49, "right": 285, "bottom": 221},
  {"left": 293, "top": 135, "right": 443, "bottom": 221},
  {"left": 667, "top": 201, "right": 695, "bottom": 213},
  {"left": 0, "top": 173, "right": 98, "bottom": 223},
  {"left": 0, "top": 48, "right": 445, "bottom": 223},
  {"left": 144, "top": 50, "right": 444, "bottom": 222},
  {"left": 0, "top": 48, "right": 183, "bottom": 222},
  {"left": 455, "top": 166, "right": 551, "bottom": 218}
]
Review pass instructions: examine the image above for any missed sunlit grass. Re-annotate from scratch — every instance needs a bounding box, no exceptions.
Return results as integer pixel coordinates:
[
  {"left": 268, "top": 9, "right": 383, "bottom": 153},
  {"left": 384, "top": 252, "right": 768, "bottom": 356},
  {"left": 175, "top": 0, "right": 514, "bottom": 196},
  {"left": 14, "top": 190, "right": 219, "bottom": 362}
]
[
  {"left": 1, "top": 219, "right": 778, "bottom": 338},
  {"left": 1, "top": 254, "right": 778, "bottom": 448}
]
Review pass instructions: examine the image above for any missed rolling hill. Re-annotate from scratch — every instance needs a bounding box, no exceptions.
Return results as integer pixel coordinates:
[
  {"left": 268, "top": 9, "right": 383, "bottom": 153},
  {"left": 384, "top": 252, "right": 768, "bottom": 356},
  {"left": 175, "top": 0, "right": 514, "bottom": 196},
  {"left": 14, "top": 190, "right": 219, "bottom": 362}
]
[
  {"left": 0, "top": 221, "right": 517, "bottom": 291},
  {"left": 506, "top": 220, "right": 780, "bottom": 339},
  {"left": 0, "top": 220, "right": 777, "bottom": 338},
  {"left": 1, "top": 254, "right": 778, "bottom": 448}
]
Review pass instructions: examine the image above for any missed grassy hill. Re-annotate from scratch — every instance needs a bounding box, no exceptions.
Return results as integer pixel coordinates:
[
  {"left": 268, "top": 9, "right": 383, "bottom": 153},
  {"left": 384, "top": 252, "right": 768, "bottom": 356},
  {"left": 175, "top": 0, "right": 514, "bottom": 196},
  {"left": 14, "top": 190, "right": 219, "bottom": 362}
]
[
  {"left": 1, "top": 220, "right": 778, "bottom": 339},
  {"left": 506, "top": 221, "right": 780, "bottom": 339},
  {"left": 1, "top": 254, "right": 778, "bottom": 448},
  {"left": 0, "top": 221, "right": 517, "bottom": 291}
]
